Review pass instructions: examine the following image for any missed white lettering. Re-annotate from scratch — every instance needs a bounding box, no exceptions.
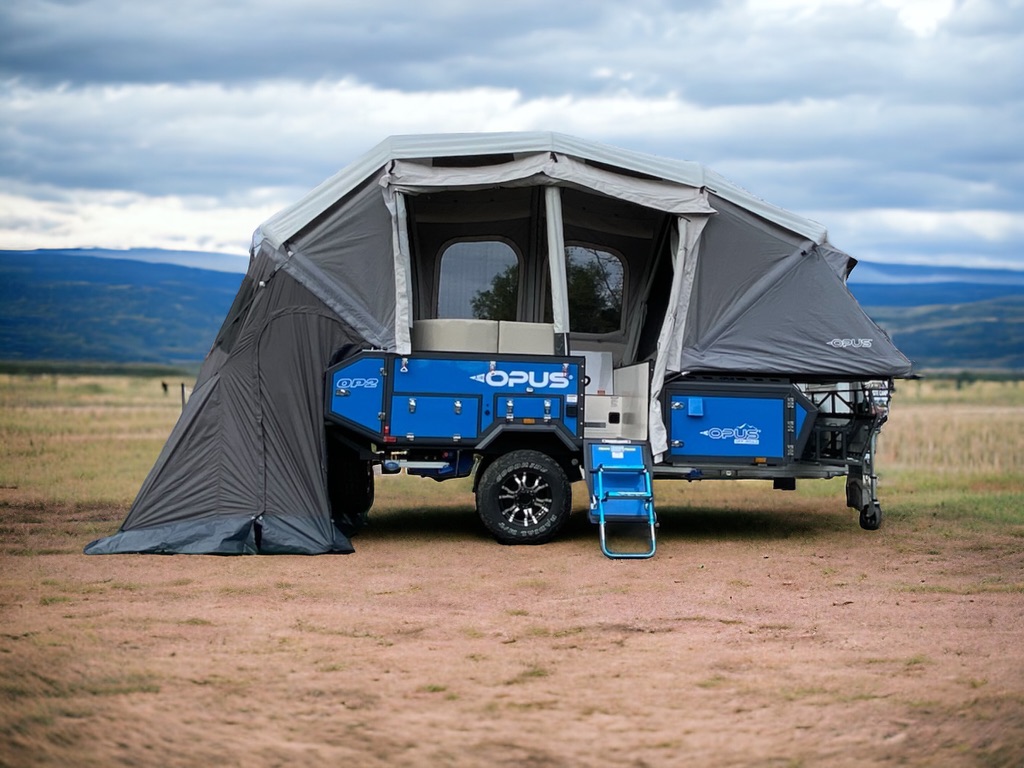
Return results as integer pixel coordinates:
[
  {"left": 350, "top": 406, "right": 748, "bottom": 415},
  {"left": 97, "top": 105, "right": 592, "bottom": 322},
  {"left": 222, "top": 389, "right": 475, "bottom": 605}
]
[
  {"left": 470, "top": 369, "right": 570, "bottom": 389},
  {"left": 337, "top": 377, "right": 379, "bottom": 389},
  {"left": 700, "top": 424, "right": 762, "bottom": 445},
  {"left": 828, "top": 338, "right": 873, "bottom": 349}
]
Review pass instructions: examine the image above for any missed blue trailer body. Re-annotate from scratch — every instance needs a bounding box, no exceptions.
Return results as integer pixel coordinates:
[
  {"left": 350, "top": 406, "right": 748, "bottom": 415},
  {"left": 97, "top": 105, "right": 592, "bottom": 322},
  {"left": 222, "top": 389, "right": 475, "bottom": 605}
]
[
  {"left": 325, "top": 352, "right": 890, "bottom": 556},
  {"left": 326, "top": 351, "right": 585, "bottom": 450}
]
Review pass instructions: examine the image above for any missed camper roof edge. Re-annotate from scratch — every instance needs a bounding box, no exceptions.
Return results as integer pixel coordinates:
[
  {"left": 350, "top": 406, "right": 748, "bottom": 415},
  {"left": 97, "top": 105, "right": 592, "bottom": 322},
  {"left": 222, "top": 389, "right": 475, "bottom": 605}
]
[{"left": 253, "top": 132, "right": 829, "bottom": 252}]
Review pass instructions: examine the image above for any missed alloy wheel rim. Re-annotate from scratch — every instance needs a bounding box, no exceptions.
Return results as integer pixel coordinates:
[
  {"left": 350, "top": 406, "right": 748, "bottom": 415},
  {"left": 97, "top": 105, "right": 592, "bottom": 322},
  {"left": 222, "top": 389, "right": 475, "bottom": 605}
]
[{"left": 496, "top": 470, "right": 553, "bottom": 527}]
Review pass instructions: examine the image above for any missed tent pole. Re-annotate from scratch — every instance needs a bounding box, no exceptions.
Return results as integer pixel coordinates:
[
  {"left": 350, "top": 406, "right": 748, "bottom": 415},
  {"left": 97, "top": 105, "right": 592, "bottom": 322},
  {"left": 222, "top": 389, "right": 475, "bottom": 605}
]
[{"left": 544, "top": 187, "right": 569, "bottom": 339}]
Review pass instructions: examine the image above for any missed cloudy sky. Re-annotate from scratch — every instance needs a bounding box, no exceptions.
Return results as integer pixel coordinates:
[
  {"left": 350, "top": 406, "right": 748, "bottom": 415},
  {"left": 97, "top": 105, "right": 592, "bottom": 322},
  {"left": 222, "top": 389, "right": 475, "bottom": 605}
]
[{"left": 2, "top": 0, "right": 1022, "bottom": 269}]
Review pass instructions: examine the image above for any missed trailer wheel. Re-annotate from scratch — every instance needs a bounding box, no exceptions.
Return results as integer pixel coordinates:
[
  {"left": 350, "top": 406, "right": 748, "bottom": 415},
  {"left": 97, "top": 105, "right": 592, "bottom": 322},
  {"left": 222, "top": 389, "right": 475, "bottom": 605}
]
[
  {"left": 476, "top": 450, "right": 571, "bottom": 545},
  {"left": 859, "top": 502, "right": 883, "bottom": 531},
  {"left": 330, "top": 458, "right": 375, "bottom": 536}
]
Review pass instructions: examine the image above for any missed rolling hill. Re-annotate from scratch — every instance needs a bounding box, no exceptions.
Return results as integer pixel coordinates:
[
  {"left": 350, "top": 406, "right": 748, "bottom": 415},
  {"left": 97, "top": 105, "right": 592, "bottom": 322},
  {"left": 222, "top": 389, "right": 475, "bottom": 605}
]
[
  {"left": 845, "top": 263, "right": 1024, "bottom": 371},
  {"left": 2, "top": 248, "right": 1023, "bottom": 372},
  {"left": 0, "top": 249, "right": 243, "bottom": 366}
]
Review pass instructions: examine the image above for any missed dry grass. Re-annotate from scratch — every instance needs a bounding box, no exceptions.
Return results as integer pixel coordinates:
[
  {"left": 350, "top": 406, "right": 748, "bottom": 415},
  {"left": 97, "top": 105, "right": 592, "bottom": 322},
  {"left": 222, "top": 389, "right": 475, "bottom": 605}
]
[
  {"left": 2, "top": 374, "right": 1024, "bottom": 766},
  {"left": 0, "top": 374, "right": 182, "bottom": 506},
  {"left": 895, "top": 377, "right": 1024, "bottom": 407},
  {"left": 0, "top": 376, "right": 1019, "bottom": 548},
  {"left": 881, "top": 404, "right": 1024, "bottom": 474},
  {"left": 879, "top": 379, "right": 1024, "bottom": 475},
  {"left": 2, "top": 373, "right": 1023, "bottom": 540}
]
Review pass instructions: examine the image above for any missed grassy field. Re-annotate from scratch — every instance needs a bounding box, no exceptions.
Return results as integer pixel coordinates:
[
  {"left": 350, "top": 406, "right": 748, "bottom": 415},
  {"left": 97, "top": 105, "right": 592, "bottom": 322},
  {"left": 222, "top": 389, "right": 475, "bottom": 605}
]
[
  {"left": 2, "top": 373, "right": 1022, "bottom": 542},
  {"left": 2, "top": 374, "right": 1023, "bottom": 766}
]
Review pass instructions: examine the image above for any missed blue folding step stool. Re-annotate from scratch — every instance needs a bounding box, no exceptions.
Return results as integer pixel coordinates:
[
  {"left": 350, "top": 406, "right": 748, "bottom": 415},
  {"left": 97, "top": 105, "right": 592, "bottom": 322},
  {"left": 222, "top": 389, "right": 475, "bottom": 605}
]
[{"left": 584, "top": 439, "right": 657, "bottom": 559}]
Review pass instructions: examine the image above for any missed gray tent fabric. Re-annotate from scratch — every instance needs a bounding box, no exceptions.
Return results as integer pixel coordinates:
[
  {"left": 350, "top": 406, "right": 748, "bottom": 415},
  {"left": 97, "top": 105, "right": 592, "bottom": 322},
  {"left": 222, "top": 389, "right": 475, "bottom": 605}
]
[
  {"left": 678, "top": 242, "right": 911, "bottom": 377},
  {"left": 279, "top": 175, "right": 398, "bottom": 350},
  {"left": 254, "top": 306, "right": 356, "bottom": 553},
  {"left": 676, "top": 196, "right": 911, "bottom": 377},
  {"left": 86, "top": 132, "right": 912, "bottom": 556},
  {"left": 86, "top": 263, "right": 360, "bottom": 555}
]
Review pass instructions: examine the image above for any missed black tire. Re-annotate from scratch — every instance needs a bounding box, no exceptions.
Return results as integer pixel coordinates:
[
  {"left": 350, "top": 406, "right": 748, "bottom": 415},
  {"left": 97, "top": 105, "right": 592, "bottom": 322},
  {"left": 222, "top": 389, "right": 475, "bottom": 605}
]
[
  {"left": 476, "top": 450, "right": 572, "bottom": 545},
  {"left": 330, "top": 458, "right": 375, "bottom": 536},
  {"left": 859, "top": 502, "right": 883, "bottom": 531}
]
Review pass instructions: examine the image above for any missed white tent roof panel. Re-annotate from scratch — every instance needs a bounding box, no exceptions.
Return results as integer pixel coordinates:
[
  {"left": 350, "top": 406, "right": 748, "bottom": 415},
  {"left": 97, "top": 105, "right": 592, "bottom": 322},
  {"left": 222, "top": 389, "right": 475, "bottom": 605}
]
[{"left": 255, "top": 132, "right": 829, "bottom": 250}]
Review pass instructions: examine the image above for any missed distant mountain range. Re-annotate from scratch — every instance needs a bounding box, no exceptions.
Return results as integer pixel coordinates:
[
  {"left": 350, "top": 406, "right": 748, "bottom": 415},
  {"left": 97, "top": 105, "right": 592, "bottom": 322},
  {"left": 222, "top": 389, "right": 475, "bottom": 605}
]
[
  {"left": 2, "top": 248, "right": 1023, "bottom": 372},
  {"left": 0, "top": 249, "right": 244, "bottom": 366},
  {"left": 24, "top": 247, "right": 251, "bottom": 274},
  {"left": 844, "top": 261, "right": 1024, "bottom": 371}
]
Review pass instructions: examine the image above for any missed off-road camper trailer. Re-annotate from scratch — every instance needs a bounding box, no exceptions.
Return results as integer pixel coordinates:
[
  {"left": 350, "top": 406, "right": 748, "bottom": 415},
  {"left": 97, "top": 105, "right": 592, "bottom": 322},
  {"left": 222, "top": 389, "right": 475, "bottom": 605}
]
[{"left": 87, "top": 133, "right": 911, "bottom": 558}]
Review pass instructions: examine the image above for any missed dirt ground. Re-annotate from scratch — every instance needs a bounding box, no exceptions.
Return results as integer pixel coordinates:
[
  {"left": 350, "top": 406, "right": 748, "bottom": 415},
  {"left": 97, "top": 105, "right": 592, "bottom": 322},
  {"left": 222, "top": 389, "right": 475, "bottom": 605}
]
[{"left": 2, "top": 488, "right": 1023, "bottom": 768}]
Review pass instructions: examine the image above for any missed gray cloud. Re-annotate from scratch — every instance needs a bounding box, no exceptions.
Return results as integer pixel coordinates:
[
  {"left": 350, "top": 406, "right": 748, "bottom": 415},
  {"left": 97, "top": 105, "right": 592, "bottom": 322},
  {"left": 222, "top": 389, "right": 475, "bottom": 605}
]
[
  {"left": 0, "top": 1, "right": 614, "bottom": 90},
  {"left": 7, "top": 1, "right": 1016, "bottom": 105},
  {"left": 1, "top": 0, "right": 1023, "bottom": 268}
]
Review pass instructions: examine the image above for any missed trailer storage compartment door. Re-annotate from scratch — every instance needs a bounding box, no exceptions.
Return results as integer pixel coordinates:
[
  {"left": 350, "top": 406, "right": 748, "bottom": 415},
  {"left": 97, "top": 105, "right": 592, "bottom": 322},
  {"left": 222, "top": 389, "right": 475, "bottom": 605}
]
[
  {"left": 325, "top": 352, "right": 388, "bottom": 439},
  {"left": 664, "top": 380, "right": 816, "bottom": 465}
]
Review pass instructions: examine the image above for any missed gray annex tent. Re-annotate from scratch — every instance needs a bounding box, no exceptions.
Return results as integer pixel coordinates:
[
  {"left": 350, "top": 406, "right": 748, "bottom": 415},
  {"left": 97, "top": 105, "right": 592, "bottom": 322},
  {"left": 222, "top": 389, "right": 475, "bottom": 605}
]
[{"left": 86, "top": 132, "right": 912, "bottom": 556}]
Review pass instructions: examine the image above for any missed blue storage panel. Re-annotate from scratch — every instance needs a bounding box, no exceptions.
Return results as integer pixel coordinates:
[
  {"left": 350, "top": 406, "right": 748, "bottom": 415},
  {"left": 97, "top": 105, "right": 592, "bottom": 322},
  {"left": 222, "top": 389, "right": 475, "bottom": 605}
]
[
  {"left": 670, "top": 395, "right": 786, "bottom": 460},
  {"left": 390, "top": 356, "right": 580, "bottom": 397},
  {"left": 664, "top": 381, "right": 817, "bottom": 465},
  {"left": 326, "top": 353, "right": 386, "bottom": 435},
  {"left": 390, "top": 395, "right": 480, "bottom": 441},
  {"left": 389, "top": 354, "right": 583, "bottom": 441},
  {"left": 499, "top": 395, "right": 561, "bottom": 422}
]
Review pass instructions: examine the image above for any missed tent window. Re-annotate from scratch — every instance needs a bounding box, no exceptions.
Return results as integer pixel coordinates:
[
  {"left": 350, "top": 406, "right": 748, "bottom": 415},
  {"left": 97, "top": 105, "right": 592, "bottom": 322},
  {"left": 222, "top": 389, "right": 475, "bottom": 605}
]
[
  {"left": 545, "top": 245, "right": 625, "bottom": 334},
  {"left": 437, "top": 240, "right": 520, "bottom": 320}
]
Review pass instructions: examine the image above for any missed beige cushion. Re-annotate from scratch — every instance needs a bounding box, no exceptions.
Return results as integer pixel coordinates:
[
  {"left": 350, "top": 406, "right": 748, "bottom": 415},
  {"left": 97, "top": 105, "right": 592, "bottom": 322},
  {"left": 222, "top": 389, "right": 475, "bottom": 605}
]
[
  {"left": 411, "top": 319, "right": 499, "bottom": 353},
  {"left": 497, "top": 321, "right": 554, "bottom": 354}
]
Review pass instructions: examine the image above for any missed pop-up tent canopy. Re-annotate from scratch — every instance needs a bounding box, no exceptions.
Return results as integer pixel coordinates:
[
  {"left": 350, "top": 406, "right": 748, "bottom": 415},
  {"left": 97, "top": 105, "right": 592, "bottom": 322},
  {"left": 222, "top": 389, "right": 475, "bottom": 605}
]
[{"left": 86, "top": 132, "right": 911, "bottom": 556}]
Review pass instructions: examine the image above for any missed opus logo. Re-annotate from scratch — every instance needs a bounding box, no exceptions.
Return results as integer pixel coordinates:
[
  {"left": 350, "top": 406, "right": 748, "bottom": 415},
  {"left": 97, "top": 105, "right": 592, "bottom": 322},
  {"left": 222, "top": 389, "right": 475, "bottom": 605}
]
[
  {"left": 700, "top": 424, "right": 761, "bottom": 446},
  {"left": 336, "top": 377, "right": 379, "bottom": 389},
  {"left": 828, "top": 338, "right": 873, "bottom": 349},
  {"left": 470, "top": 370, "right": 571, "bottom": 389}
]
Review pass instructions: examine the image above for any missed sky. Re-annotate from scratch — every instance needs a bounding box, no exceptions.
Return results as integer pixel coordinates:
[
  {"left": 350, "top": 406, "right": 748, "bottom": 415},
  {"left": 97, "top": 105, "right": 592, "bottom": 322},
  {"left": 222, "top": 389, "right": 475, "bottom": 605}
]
[{"left": 1, "top": 0, "right": 1023, "bottom": 270}]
